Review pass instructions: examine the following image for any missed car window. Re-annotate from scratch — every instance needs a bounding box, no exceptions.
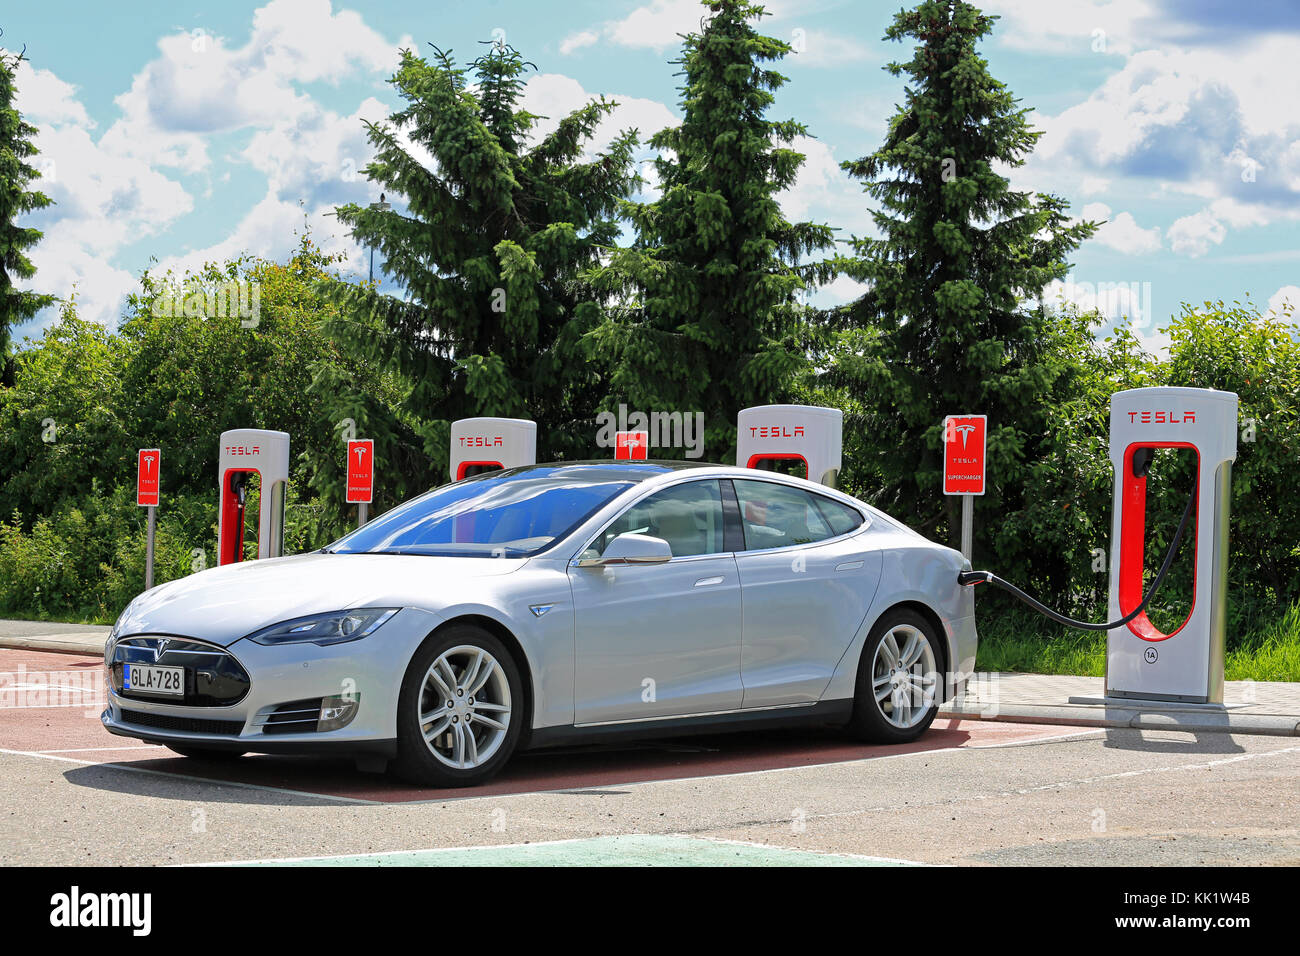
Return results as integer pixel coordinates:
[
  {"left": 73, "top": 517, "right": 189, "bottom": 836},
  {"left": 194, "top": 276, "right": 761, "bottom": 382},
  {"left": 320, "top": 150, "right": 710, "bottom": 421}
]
[
  {"left": 733, "top": 479, "right": 860, "bottom": 550},
  {"left": 812, "top": 494, "right": 866, "bottom": 536},
  {"left": 592, "top": 480, "right": 726, "bottom": 558}
]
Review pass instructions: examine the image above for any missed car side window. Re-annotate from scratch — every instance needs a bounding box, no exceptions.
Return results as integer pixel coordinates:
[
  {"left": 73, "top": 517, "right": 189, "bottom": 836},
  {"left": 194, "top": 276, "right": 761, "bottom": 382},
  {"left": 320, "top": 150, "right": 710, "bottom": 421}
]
[
  {"left": 592, "top": 480, "right": 726, "bottom": 558},
  {"left": 732, "top": 480, "right": 861, "bottom": 550},
  {"left": 812, "top": 494, "right": 867, "bottom": 536}
]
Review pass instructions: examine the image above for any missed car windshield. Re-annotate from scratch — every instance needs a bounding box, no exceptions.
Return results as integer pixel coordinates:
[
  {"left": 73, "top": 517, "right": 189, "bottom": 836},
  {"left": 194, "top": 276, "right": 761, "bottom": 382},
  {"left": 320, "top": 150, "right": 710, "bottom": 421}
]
[{"left": 324, "top": 465, "right": 640, "bottom": 558}]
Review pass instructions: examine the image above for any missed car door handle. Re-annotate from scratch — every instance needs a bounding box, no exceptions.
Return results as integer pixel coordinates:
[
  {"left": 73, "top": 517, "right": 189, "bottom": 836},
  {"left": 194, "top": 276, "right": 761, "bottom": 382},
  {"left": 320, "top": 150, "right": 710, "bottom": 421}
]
[
  {"left": 835, "top": 560, "right": 865, "bottom": 572},
  {"left": 694, "top": 575, "right": 725, "bottom": 587}
]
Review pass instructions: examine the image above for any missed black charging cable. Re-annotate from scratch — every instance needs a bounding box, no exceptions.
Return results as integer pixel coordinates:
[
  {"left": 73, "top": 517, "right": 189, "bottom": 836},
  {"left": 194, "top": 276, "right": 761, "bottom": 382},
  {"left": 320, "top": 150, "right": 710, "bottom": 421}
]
[{"left": 957, "top": 483, "right": 1197, "bottom": 631}]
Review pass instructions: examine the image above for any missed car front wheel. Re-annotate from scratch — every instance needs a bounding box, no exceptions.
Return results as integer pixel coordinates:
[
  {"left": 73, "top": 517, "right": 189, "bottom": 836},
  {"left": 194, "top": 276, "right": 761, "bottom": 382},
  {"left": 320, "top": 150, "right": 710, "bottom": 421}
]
[
  {"left": 394, "top": 625, "right": 523, "bottom": 788},
  {"left": 847, "top": 608, "right": 943, "bottom": 744}
]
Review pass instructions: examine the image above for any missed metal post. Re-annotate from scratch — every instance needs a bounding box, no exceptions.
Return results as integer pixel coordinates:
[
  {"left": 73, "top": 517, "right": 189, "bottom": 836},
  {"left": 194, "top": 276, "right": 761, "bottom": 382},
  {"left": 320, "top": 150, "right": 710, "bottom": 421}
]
[
  {"left": 960, "top": 493, "right": 973, "bottom": 562},
  {"left": 145, "top": 505, "right": 156, "bottom": 589},
  {"left": 358, "top": 502, "right": 368, "bottom": 528}
]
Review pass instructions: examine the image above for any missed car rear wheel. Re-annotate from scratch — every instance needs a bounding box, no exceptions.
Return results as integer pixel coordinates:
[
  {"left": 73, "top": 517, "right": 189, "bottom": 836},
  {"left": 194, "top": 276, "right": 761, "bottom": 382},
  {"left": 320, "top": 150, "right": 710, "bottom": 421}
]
[
  {"left": 394, "top": 625, "right": 523, "bottom": 788},
  {"left": 846, "top": 608, "right": 942, "bottom": 744},
  {"left": 165, "top": 745, "right": 246, "bottom": 760}
]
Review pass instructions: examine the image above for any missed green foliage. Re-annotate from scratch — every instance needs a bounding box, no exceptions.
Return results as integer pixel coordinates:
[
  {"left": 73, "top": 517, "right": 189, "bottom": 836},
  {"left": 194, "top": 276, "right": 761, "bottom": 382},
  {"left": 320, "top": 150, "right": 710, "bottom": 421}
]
[
  {"left": 821, "top": 0, "right": 1097, "bottom": 553},
  {"left": 0, "top": 47, "right": 56, "bottom": 381},
  {"left": 316, "top": 40, "right": 639, "bottom": 505},
  {"left": 1160, "top": 299, "right": 1300, "bottom": 629},
  {"left": 586, "top": 0, "right": 835, "bottom": 461}
]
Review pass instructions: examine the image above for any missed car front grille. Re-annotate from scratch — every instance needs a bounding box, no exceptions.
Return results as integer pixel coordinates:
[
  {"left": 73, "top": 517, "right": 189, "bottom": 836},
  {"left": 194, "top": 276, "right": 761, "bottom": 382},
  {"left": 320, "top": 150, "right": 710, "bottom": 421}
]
[
  {"left": 120, "top": 708, "right": 245, "bottom": 736},
  {"left": 108, "top": 636, "right": 250, "bottom": 706},
  {"left": 260, "top": 699, "right": 323, "bottom": 735}
]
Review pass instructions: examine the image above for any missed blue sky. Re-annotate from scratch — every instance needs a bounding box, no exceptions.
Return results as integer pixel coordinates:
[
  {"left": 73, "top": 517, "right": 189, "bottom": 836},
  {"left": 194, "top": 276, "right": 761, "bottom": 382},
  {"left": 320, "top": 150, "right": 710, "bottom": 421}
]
[{"left": 5, "top": 0, "right": 1299, "bottom": 354}]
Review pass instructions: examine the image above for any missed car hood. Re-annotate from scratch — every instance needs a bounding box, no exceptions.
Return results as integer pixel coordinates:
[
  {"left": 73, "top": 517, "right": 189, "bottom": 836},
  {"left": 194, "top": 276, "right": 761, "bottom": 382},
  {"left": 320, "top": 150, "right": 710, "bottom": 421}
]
[{"left": 115, "top": 551, "right": 528, "bottom": 647}]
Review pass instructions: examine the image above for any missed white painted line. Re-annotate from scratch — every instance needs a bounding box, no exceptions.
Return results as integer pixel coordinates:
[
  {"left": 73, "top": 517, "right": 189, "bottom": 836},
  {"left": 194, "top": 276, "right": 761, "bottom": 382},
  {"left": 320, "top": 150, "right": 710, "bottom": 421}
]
[
  {"left": 804, "top": 742, "right": 1300, "bottom": 826},
  {"left": 0, "top": 747, "right": 379, "bottom": 805},
  {"left": 194, "top": 836, "right": 602, "bottom": 867},
  {"left": 963, "top": 727, "right": 1104, "bottom": 748},
  {"left": 692, "top": 834, "right": 931, "bottom": 867},
  {"left": 390, "top": 727, "right": 1109, "bottom": 805},
  {"left": 37, "top": 745, "right": 163, "bottom": 753}
]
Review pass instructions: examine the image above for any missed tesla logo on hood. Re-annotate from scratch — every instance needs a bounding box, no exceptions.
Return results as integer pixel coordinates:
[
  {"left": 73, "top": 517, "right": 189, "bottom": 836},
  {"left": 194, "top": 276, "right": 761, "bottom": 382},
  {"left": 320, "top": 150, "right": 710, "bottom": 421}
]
[{"left": 153, "top": 639, "right": 170, "bottom": 660}]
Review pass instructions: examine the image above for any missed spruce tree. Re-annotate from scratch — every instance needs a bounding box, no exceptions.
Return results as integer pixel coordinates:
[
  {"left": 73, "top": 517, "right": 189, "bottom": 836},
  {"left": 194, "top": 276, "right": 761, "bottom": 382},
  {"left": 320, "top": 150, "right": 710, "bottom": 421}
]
[
  {"left": 0, "top": 44, "right": 55, "bottom": 386},
  {"left": 314, "top": 41, "right": 638, "bottom": 504},
  {"left": 587, "top": 0, "right": 835, "bottom": 462},
  {"left": 825, "top": 0, "right": 1096, "bottom": 555}
]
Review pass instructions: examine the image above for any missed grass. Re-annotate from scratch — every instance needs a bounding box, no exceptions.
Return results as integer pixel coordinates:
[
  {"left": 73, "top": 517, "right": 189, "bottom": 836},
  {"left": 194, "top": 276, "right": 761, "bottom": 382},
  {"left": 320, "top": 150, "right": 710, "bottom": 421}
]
[{"left": 975, "top": 600, "right": 1300, "bottom": 682}]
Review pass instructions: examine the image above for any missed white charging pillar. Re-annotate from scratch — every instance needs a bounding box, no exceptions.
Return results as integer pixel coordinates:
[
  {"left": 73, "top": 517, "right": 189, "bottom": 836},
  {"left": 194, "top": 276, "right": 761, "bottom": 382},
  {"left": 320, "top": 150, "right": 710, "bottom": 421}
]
[
  {"left": 449, "top": 418, "right": 537, "bottom": 481},
  {"left": 1106, "top": 387, "right": 1237, "bottom": 703},
  {"left": 736, "top": 405, "right": 843, "bottom": 487},
  {"left": 217, "top": 429, "right": 290, "bottom": 566}
]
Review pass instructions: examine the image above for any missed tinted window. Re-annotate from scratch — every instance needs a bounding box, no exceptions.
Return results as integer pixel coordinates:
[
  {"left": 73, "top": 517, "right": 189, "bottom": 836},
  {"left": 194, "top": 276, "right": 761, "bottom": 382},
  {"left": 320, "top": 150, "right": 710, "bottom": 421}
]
[
  {"left": 328, "top": 470, "right": 634, "bottom": 557},
  {"left": 733, "top": 479, "right": 861, "bottom": 550},
  {"left": 592, "top": 480, "right": 726, "bottom": 558},
  {"left": 813, "top": 495, "right": 866, "bottom": 536}
]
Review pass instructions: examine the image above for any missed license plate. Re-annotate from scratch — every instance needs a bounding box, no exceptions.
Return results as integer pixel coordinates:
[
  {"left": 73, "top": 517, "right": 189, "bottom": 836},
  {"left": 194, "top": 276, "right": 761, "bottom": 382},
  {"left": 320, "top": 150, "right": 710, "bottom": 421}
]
[{"left": 124, "top": 663, "right": 184, "bottom": 697}]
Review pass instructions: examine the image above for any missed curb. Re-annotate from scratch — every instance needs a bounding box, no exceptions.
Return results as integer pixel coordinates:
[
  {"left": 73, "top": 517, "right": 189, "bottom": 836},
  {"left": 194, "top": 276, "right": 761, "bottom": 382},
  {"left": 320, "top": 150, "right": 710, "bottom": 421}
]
[
  {"left": 0, "top": 635, "right": 108, "bottom": 656},
  {"left": 938, "top": 703, "right": 1300, "bottom": 737}
]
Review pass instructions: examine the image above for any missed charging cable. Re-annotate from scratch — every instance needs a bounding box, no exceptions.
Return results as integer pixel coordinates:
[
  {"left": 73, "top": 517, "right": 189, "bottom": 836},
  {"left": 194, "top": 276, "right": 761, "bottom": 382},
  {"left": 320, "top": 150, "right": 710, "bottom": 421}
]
[{"left": 957, "top": 484, "right": 1197, "bottom": 631}]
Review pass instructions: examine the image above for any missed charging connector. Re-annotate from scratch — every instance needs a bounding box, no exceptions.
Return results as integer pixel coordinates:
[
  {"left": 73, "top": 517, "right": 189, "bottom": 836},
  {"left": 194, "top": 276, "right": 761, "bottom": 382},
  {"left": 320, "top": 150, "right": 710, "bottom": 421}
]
[{"left": 957, "top": 484, "right": 1197, "bottom": 632}]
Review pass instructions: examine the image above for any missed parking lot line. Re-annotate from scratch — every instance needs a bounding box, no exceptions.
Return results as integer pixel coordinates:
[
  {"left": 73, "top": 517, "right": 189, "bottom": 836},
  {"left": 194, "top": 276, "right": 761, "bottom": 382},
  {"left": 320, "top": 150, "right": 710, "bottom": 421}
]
[{"left": 197, "top": 834, "right": 927, "bottom": 867}]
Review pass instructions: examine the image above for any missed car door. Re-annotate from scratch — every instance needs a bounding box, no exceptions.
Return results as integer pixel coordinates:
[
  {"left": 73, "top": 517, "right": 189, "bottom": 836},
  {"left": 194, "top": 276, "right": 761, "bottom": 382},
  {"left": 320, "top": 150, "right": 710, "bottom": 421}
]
[
  {"left": 569, "top": 478, "right": 743, "bottom": 724},
  {"left": 731, "top": 478, "right": 882, "bottom": 708}
]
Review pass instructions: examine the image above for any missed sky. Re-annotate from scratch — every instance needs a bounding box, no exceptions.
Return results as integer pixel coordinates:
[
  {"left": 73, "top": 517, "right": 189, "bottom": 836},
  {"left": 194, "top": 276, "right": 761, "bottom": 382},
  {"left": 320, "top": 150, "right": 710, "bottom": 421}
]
[{"left": 4, "top": 0, "right": 1299, "bottom": 355}]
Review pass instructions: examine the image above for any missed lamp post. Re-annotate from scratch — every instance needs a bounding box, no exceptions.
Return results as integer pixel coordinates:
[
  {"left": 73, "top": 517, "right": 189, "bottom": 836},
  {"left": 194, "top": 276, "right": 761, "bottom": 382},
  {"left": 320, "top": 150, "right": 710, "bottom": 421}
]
[{"left": 368, "top": 193, "right": 390, "bottom": 284}]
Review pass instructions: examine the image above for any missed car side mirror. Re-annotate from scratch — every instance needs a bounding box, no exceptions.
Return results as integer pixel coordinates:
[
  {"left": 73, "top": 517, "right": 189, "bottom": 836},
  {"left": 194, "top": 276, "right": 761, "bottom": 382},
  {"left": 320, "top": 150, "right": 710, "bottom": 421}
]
[{"left": 577, "top": 532, "right": 673, "bottom": 568}]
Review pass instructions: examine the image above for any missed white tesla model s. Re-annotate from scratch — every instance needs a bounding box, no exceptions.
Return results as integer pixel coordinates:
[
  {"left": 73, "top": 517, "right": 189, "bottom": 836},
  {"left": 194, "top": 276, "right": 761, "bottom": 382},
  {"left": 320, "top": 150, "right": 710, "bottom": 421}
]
[{"left": 103, "top": 461, "right": 978, "bottom": 787}]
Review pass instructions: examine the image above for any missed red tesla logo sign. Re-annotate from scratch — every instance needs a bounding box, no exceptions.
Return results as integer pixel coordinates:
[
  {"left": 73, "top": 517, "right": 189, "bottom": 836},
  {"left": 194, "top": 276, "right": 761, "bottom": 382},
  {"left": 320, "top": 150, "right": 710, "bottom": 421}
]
[
  {"left": 346, "top": 439, "right": 374, "bottom": 504},
  {"left": 137, "top": 448, "right": 161, "bottom": 507},
  {"left": 615, "top": 431, "right": 649, "bottom": 460},
  {"left": 943, "top": 415, "right": 986, "bottom": 496}
]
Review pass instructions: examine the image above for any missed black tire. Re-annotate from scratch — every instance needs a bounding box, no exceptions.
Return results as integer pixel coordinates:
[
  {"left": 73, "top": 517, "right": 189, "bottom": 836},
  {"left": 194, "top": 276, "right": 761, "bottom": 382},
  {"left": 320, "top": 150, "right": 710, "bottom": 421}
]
[
  {"left": 165, "top": 746, "right": 246, "bottom": 760},
  {"left": 846, "top": 608, "right": 944, "bottom": 744},
  {"left": 393, "top": 624, "right": 524, "bottom": 788}
]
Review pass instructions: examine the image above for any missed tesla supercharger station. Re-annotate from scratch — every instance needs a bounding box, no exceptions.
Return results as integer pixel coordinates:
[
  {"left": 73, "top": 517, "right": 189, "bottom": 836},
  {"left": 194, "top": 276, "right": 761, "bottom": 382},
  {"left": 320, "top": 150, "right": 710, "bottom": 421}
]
[
  {"left": 449, "top": 417, "right": 537, "bottom": 481},
  {"left": 217, "top": 429, "right": 290, "bottom": 566},
  {"left": 1105, "top": 387, "right": 1238, "bottom": 703},
  {"left": 736, "top": 404, "right": 843, "bottom": 488}
]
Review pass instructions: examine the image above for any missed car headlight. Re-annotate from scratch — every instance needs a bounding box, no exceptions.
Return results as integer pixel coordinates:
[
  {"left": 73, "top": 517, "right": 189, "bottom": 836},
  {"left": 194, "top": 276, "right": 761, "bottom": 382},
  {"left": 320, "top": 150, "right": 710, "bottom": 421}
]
[
  {"left": 244, "top": 608, "right": 400, "bottom": 647},
  {"left": 106, "top": 602, "right": 134, "bottom": 663}
]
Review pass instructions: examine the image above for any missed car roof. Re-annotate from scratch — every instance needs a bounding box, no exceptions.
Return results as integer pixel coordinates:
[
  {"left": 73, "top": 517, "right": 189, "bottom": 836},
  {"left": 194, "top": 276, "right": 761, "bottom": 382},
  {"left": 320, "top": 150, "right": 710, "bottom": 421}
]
[{"left": 484, "top": 460, "right": 720, "bottom": 483}]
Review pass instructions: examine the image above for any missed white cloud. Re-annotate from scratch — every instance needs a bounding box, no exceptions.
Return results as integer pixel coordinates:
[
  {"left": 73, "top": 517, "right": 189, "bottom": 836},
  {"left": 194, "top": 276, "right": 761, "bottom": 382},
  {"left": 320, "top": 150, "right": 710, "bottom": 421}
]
[
  {"left": 981, "top": 0, "right": 1158, "bottom": 56},
  {"left": 790, "top": 30, "right": 872, "bottom": 67},
  {"left": 778, "top": 135, "right": 869, "bottom": 236},
  {"left": 101, "top": 0, "right": 411, "bottom": 173},
  {"left": 11, "top": 59, "right": 193, "bottom": 328},
  {"left": 565, "top": 0, "right": 812, "bottom": 55},
  {"left": 604, "top": 0, "right": 710, "bottom": 52},
  {"left": 559, "top": 30, "right": 600, "bottom": 55},
  {"left": 1080, "top": 202, "right": 1162, "bottom": 254},
  {"left": 521, "top": 73, "right": 677, "bottom": 158},
  {"left": 1167, "top": 209, "right": 1226, "bottom": 257},
  {"left": 1267, "top": 285, "right": 1300, "bottom": 320}
]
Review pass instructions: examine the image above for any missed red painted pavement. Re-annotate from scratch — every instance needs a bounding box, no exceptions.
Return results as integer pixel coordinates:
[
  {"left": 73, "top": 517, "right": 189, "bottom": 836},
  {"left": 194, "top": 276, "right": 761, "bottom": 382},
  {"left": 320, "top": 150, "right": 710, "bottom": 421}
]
[{"left": 1, "top": 648, "right": 1097, "bottom": 803}]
